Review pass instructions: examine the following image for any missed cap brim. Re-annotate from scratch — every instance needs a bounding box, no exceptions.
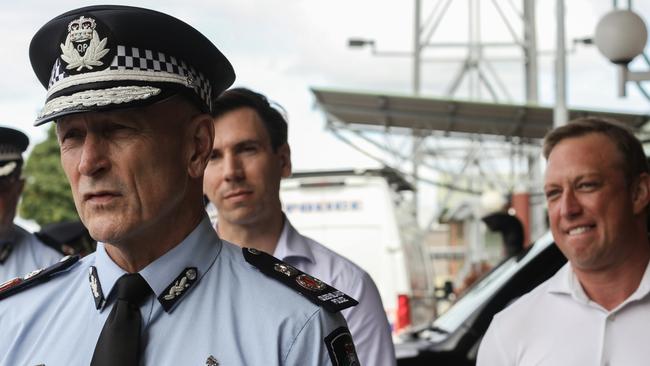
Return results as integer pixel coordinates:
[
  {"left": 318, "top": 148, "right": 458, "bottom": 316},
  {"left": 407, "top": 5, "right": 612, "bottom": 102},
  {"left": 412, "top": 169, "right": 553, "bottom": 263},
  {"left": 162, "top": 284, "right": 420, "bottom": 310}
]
[{"left": 34, "top": 84, "right": 183, "bottom": 125}]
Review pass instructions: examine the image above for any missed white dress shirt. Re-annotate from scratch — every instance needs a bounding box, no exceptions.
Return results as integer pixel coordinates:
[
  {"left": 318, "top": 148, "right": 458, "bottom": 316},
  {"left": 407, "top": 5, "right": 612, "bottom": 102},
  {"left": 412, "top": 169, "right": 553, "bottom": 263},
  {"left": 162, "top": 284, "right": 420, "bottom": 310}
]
[
  {"left": 478, "top": 260, "right": 650, "bottom": 366},
  {"left": 274, "top": 217, "right": 397, "bottom": 366}
]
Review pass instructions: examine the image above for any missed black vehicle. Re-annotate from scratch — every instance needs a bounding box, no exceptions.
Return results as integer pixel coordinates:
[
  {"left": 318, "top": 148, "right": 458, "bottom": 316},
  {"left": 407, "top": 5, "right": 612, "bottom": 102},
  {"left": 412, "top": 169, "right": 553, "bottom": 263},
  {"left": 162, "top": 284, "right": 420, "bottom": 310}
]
[{"left": 396, "top": 232, "right": 567, "bottom": 366}]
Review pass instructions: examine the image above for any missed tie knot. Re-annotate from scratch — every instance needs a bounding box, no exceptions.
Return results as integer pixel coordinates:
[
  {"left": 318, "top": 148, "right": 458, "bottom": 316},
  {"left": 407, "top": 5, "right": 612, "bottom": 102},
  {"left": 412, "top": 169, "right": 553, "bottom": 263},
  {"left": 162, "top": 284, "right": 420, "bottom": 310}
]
[{"left": 115, "top": 273, "right": 150, "bottom": 305}]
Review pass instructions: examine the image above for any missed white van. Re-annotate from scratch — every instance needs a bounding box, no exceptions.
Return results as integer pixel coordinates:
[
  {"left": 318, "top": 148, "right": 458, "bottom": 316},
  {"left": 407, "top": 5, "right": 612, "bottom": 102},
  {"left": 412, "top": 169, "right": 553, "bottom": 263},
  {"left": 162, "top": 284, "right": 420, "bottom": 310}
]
[{"left": 280, "top": 168, "right": 436, "bottom": 333}]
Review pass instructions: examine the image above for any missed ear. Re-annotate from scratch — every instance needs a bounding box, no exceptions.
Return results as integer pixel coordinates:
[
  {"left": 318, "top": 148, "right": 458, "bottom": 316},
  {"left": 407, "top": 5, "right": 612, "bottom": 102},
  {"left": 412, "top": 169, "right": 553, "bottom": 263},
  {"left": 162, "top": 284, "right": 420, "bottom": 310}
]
[
  {"left": 186, "top": 113, "right": 215, "bottom": 179},
  {"left": 277, "top": 143, "right": 291, "bottom": 178},
  {"left": 632, "top": 173, "right": 650, "bottom": 215}
]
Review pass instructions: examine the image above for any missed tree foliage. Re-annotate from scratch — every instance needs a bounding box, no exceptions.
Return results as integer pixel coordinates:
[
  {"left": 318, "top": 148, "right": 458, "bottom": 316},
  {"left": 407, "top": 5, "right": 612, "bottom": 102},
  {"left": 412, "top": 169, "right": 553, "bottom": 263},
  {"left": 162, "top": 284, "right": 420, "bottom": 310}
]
[{"left": 19, "top": 125, "right": 78, "bottom": 225}]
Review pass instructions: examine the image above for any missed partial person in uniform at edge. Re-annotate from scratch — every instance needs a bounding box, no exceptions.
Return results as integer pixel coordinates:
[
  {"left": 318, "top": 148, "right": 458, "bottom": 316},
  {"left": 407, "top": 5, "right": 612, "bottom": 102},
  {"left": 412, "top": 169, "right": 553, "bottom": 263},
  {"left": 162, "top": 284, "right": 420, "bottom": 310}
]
[
  {"left": 0, "top": 126, "right": 61, "bottom": 282},
  {"left": 203, "top": 87, "right": 396, "bottom": 365},
  {"left": 477, "top": 117, "right": 650, "bottom": 365},
  {"left": 0, "top": 5, "right": 360, "bottom": 366}
]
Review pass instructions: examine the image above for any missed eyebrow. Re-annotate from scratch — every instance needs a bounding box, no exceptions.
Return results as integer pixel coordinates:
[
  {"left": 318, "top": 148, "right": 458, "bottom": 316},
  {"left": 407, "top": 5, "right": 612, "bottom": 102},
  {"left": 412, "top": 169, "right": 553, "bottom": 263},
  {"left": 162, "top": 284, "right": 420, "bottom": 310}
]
[{"left": 544, "top": 172, "right": 602, "bottom": 186}]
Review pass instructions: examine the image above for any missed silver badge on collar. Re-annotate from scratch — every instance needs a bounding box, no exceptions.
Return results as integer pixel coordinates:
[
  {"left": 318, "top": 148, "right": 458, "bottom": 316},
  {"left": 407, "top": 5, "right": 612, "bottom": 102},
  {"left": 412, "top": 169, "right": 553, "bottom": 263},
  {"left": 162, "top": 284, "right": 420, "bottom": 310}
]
[
  {"left": 163, "top": 268, "right": 196, "bottom": 300},
  {"left": 158, "top": 267, "right": 198, "bottom": 313},
  {"left": 88, "top": 266, "right": 105, "bottom": 309},
  {"left": 60, "top": 16, "right": 110, "bottom": 71},
  {"left": 89, "top": 269, "right": 100, "bottom": 299}
]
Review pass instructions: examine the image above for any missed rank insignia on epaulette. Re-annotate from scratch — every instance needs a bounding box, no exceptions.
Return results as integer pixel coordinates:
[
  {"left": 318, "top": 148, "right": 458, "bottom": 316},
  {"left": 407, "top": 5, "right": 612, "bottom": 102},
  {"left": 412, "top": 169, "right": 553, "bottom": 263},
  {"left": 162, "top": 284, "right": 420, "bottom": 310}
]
[
  {"left": 157, "top": 267, "right": 198, "bottom": 312},
  {"left": 0, "top": 254, "right": 80, "bottom": 301},
  {"left": 88, "top": 266, "right": 105, "bottom": 309},
  {"left": 274, "top": 263, "right": 298, "bottom": 277},
  {"left": 242, "top": 247, "right": 358, "bottom": 313},
  {"left": 296, "top": 274, "right": 327, "bottom": 291}
]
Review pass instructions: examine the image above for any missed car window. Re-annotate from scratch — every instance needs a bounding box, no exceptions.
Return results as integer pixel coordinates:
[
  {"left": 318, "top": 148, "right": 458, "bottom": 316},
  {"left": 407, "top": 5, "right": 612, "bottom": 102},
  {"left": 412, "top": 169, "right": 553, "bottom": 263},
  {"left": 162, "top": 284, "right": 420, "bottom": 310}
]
[{"left": 431, "top": 232, "right": 555, "bottom": 334}]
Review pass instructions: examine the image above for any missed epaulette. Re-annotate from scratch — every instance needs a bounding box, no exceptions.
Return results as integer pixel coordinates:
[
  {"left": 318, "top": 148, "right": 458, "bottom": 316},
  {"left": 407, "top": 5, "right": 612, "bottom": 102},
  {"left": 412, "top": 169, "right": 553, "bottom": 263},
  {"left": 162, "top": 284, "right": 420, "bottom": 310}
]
[
  {"left": 0, "top": 255, "right": 80, "bottom": 301},
  {"left": 243, "top": 247, "right": 358, "bottom": 313}
]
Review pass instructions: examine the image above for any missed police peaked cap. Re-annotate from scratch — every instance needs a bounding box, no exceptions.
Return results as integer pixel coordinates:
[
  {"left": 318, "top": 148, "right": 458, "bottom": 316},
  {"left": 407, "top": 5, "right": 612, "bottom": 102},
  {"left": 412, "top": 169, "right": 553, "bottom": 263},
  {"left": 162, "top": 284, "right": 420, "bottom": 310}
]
[
  {"left": 30, "top": 5, "right": 235, "bottom": 125},
  {"left": 0, "top": 127, "right": 28, "bottom": 159},
  {"left": 0, "top": 127, "right": 28, "bottom": 177}
]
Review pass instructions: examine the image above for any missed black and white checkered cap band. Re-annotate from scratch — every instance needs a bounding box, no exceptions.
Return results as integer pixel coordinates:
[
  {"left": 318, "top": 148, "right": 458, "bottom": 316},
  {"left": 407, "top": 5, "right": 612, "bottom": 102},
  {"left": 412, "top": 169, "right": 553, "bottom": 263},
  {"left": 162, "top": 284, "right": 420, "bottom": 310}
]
[
  {"left": 42, "top": 45, "right": 212, "bottom": 118},
  {"left": 0, "top": 145, "right": 22, "bottom": 162}
]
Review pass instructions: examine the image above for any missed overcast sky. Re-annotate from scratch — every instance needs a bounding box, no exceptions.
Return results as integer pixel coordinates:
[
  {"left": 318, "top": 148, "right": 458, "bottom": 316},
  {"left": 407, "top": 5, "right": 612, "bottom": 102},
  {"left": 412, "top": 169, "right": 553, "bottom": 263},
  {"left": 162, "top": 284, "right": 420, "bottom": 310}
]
[{"left": 1, "top": 0, "right": 649, "bottom": 173}]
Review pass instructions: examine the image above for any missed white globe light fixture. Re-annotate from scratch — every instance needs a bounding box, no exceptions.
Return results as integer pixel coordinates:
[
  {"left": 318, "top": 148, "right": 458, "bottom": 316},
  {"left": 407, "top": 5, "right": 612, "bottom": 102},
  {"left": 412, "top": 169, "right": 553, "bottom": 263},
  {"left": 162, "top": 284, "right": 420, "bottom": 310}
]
[
  {"left": 594, "top": 9, "right": 650, "bottom": 97},
  {"left": 595, "top": 10, "right": 647, "bottom": 64}
]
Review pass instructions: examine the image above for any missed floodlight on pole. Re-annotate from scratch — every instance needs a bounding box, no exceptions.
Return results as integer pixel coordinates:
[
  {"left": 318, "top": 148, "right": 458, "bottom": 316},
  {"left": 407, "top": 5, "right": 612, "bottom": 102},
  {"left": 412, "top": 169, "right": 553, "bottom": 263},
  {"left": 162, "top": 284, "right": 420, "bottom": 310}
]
[
  {"left": 348, "top": 38, "right": 376, "bottom": 48},
  {"left": 594, "top": 9, "right": 650, "bottom": 97}
]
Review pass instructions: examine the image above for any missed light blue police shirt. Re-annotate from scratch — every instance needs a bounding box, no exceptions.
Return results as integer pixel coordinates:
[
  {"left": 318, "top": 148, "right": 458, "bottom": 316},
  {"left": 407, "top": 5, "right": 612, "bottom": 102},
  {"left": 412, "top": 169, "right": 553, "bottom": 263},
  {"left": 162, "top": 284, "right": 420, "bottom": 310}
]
[
  {"left": 0, "top": 216, "right": 349, "bottom": 365},
  {"left": 0, "top": 224, "right": 62, "bottom": 282},
  {"left": 274, "top": 217, "right": 396, "bottom": 366}
]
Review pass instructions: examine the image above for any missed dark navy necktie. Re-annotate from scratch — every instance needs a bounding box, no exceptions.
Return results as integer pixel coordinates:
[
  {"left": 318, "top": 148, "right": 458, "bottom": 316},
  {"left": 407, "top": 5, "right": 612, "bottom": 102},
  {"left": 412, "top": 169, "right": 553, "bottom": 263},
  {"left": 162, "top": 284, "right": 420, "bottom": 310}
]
[{"left": 91, "top": 273, "right": 151, "bottom": 366}]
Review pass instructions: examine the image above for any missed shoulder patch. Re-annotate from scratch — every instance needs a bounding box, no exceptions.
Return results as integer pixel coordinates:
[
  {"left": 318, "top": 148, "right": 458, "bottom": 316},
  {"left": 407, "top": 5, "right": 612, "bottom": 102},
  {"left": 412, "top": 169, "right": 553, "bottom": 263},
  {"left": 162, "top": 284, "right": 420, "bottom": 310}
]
[
  {"left": 0, "top": 255, "right": 80, "bottom": 301},
  {"left": 325, "top": 326, "right": 360, "bottom": 366},
  {"left": 242, "top": 247, "right": 358, "bottom": 313}
]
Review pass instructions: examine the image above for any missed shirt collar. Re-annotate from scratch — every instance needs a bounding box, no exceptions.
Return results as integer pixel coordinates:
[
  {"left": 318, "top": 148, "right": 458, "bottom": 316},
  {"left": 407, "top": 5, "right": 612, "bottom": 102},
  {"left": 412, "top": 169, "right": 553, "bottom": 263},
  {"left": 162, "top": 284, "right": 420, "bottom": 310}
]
[
  {"left": 548, "top": 258, "right": 650, "bottom": 308},
  {"left": 547, "top": 262, "right": 581, "bottom": 296},
  {"left": 626, "top": 258, "right": 650, "bottom": 302},
  {"left": 93, "top": 215, "right": 222, "bottom": 312},
  {"left": 272, "top": 216, "right": 315, "bottom": 264}
]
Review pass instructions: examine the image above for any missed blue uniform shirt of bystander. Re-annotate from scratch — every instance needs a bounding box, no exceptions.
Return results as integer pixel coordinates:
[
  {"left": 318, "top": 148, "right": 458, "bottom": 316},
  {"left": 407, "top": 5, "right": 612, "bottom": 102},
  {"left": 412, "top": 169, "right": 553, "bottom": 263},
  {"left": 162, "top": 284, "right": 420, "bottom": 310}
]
[{"left": 0, "top": 224, "right": 62, "bottom": 282}]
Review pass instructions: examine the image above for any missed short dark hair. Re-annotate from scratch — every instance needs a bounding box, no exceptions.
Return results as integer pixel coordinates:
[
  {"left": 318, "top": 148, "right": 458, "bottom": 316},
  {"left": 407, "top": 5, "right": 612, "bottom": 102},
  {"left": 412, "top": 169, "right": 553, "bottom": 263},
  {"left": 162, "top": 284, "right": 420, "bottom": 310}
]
[
  {"left": 212, "top": 88, "right": 288, "bottom": 151},
  {"left": 543, "top": 117, "right": 648, "bottom": 185}
]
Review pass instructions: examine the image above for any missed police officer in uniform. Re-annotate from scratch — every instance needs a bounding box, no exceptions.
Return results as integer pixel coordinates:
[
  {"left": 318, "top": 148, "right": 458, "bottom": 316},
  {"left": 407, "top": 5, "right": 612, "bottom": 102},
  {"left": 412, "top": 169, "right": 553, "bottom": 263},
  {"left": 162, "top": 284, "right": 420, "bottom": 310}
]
[
  {"left": 0, "top": 126, "right": 61, "bottom": 282},
  {"left": 0, "top": 6, "right": 359, "bottom": 365}
]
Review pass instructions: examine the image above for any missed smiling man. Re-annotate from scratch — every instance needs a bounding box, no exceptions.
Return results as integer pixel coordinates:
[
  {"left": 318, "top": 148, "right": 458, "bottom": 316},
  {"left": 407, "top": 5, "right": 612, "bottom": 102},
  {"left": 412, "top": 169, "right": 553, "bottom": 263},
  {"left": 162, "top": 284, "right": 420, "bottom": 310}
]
[
  {"left": 0, "top": 5, "right": 358, "bottom": 366},
  {"left": 477, "top": 117, "right": 650, "bottom": 365}
]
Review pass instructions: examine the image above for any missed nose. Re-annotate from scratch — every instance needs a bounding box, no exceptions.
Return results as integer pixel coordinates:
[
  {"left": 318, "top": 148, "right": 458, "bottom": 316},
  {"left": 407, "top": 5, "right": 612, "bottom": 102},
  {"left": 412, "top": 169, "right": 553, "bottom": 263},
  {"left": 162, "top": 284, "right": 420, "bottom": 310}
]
[
  {"left": 559, "top": 189, "right": 582, "bottom": 219},
  {"left": 78, "top": 133, "right": 110, "bottom": 177},
  {"left": 223, "top": 152, "right": 244, "bottom": 183}
]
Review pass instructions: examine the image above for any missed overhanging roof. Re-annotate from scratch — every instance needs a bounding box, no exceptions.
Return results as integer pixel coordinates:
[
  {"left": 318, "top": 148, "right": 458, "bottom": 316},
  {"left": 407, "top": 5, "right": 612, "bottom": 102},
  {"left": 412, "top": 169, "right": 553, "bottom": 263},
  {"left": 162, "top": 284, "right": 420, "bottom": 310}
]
[
  {"left": 290, "top": 167, "right": 414, "bottom": 191},
  {"left": 311, "top": 88, "right": 650, "bottom": 140}
]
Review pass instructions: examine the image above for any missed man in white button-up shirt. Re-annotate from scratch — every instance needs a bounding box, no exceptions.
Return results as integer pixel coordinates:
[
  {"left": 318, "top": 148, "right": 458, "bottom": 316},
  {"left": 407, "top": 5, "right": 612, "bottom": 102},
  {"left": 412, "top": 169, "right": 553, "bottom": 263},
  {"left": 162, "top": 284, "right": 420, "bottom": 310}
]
[
  {"left": 203, "top": 87, "right": 396, "bottom": 366},
  {"left": 477, "top": 117, "right": 650, "bottom": 365}
]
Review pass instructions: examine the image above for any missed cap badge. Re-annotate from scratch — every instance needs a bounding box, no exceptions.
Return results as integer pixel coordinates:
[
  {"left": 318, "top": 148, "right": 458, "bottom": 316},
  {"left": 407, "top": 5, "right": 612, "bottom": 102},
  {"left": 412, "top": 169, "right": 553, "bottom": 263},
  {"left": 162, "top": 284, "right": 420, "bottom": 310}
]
[{"left": 60, "top": 16, "right": 110, "bottom": 72}]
